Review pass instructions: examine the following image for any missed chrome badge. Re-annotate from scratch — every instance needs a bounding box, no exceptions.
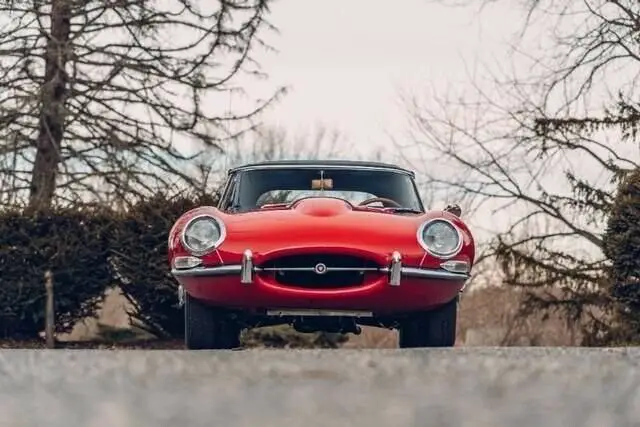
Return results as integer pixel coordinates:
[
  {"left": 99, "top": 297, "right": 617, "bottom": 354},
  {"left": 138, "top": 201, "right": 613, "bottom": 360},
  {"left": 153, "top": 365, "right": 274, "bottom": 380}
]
[{"left": 314, "top": 263, "right": 328, "bottom": 275}]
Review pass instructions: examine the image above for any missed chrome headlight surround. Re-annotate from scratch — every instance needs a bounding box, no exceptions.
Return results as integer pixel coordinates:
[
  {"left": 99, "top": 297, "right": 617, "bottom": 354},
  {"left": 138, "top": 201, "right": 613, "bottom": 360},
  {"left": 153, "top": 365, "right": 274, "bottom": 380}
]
[
  {"left": 417, "top": 218, "right": 463, "bottom": 259},
  {"left": 180, "top": 214, "right": 226, "bottom": 256}
]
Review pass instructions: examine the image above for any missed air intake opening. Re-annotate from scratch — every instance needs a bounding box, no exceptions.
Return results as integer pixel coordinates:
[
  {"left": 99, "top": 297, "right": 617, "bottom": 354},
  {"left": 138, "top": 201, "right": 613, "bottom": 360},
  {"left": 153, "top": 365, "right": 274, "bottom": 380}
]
[{"left": 260, "top": 253, "right": 380, "bottom": 289}]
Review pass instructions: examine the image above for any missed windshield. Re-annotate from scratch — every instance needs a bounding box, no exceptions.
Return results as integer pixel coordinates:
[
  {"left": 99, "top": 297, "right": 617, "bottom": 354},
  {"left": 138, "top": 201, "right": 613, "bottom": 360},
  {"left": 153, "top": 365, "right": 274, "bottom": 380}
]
[{"left": 227, "top": 167, "right": 424, "bottom": 212}]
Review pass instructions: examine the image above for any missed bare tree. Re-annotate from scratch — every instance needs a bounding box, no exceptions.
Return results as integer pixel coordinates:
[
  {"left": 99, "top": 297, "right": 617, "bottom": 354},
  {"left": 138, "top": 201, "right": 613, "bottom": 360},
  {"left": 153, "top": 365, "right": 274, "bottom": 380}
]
[
  {"left": 188, "top": 122, "right": 356, "bottom": 196},
  {"left": 400, "top": 0, "right": 640, "bottom": 342},
  {"left": 0, "top": 0, "right": 283, "bottom": 211}
]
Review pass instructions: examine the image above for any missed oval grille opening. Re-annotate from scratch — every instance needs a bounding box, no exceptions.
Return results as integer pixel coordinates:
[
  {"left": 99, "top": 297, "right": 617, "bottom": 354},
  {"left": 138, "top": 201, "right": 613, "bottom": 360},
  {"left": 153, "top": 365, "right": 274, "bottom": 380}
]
[{"left": 260, "top": 254, "right": 380, "bottom": 289}]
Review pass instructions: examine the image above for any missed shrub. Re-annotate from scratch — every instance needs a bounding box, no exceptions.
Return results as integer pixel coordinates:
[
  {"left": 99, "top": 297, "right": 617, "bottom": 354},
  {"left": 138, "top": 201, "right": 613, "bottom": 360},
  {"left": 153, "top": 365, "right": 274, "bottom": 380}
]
[
  {"left": 109, "top": 192, "right": 219, "bottom": 338},
  {"left": 602, "top": 169, "right": 640, "bottom": 341},
  {"left": 0, "top": 207, "right": 113, "bottom": 338},
  {"left": 604, "top": 170, "right": 640, "bottom": 284}
]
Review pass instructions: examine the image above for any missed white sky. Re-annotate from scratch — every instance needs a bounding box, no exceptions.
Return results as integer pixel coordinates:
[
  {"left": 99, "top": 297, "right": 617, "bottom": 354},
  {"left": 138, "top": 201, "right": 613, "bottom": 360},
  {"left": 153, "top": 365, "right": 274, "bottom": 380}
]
[{"left": 233, "top": 0, "right": 527, "bottom": 153}]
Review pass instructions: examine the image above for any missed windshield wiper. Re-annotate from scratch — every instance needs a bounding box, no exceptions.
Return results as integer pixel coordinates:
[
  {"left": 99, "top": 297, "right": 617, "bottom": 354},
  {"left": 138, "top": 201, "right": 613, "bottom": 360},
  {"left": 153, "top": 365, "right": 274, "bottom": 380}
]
[
  {"left": 385, "top": 207, "right": 423, "bottom": 214},
  {"left": 227, "top": 204, "right": 244, "bottom": 213}
]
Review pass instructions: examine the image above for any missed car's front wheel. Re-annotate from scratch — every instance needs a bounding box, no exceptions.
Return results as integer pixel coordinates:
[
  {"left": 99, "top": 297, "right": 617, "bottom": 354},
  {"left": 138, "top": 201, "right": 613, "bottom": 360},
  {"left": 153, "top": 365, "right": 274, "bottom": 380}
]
[
  {"left": 397, "top": 296, "right": 458, "bottom": 348},
  {"left": 184, "top": 293, "right": 241, "bottom": 350}
]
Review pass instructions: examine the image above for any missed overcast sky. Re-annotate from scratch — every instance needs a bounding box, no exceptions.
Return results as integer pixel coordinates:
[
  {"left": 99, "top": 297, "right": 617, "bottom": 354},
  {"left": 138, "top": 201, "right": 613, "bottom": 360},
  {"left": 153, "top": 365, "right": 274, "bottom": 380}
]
[{"left": 234, "top": 0, "right": 528, "bottom": 154}]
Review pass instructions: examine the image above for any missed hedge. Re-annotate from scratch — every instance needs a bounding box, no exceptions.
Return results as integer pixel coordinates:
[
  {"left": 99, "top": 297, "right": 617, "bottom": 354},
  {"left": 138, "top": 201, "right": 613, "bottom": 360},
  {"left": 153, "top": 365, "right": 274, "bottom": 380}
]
[{"left": 0, "top": 207, "right": 113, "bottom": 338}]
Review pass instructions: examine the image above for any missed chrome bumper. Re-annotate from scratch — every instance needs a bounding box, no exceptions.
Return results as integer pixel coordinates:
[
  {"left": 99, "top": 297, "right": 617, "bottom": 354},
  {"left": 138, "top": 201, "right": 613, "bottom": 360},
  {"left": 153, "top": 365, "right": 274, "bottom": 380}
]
[
  {"left": 171, "top": 250, "right": 470, "bottom": 284},
  {"left": 171, "top": 264, "right": 469, "bottom": 280}
]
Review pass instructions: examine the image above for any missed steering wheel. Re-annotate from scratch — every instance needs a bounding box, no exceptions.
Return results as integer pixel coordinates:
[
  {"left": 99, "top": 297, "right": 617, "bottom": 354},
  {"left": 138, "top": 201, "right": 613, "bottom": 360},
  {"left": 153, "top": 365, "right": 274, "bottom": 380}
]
[{"left": 358, "top": 197, "right": 403, "bottom": 208}]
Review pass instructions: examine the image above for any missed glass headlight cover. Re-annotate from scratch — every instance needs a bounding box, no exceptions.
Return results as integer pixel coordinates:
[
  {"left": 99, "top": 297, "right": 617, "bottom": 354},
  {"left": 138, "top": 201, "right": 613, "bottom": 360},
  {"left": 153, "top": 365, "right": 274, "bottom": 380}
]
[
  {"left": 418, "top": 219, "right": 462, "bottom": 257},
  {"left": 181, "top": 215, "right": 225, "bottom": 254}
]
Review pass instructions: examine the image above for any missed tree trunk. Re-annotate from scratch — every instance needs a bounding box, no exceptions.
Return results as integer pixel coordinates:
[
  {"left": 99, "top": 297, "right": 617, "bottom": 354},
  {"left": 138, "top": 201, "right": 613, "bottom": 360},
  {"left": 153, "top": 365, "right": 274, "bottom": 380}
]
[{"left": 28, "top": 0, "right": 71, "bottom": 211}]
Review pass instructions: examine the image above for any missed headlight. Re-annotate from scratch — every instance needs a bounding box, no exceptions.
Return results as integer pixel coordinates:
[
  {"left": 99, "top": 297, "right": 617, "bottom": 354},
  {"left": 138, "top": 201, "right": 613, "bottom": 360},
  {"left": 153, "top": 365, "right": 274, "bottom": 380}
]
[
  {"left": 417, "top": 219, "right": 462, "bottom": 257},
  {"left": 181, "top": 215, "right": 225, "bottom": 255}
]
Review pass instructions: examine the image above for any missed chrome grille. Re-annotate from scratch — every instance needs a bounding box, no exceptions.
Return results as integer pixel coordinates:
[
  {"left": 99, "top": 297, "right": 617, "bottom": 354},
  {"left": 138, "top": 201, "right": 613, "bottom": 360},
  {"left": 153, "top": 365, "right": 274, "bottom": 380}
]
[{"left": 259, "top": 254, "right": 380, "bottom": 289}]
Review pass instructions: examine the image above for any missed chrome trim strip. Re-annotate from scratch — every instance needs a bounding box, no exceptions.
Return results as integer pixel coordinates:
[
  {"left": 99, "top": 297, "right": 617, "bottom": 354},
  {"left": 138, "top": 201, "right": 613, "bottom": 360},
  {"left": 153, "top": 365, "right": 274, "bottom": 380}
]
[
  {"left": 381, "top": 266, "right": 469, "bottom": 281},
  {"left": 405, "top": 267, "right": 468, "bottom": 280},
  {"left": 266, "top": 309, "right": 373, "bottom": 317},
  {"left": 258, "top": 267, "right": 379, "bottom": 272},
  {"left": 228, "top": 163, "right": 415, "bottom": 177},
  {"left": 171, "top": 265, "right": 242, "bottom": 277},
  {"left": 172, "top": 264, "right": 469, "bottom": 281}
]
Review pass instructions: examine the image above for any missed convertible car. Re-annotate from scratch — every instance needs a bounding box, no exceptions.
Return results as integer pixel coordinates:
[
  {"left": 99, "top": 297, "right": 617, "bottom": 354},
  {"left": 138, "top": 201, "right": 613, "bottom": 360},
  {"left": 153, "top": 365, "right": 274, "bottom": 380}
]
[{"left": 169, "top": 160, "right": 475, "bottom": 349}]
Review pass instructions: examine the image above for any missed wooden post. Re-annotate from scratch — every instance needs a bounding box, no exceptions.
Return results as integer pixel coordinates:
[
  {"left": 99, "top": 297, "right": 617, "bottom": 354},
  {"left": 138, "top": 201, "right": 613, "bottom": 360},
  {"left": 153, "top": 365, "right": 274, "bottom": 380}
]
[{"left": 44, "top": 270, "right": 55, "bottom": 349}]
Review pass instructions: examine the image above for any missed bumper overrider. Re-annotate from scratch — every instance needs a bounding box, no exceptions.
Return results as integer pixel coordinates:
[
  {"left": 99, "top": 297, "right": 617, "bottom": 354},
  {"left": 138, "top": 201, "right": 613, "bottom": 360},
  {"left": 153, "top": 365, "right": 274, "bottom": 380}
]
[{"left": 172, "top": 250, "right": 470, "bottom": 304}]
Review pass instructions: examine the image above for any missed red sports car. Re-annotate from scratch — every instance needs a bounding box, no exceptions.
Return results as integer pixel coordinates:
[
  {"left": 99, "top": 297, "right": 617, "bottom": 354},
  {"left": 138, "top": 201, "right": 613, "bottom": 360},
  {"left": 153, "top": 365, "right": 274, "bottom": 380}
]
[{"left": 169, "top": 160, "right": 475, "bottom": 349}]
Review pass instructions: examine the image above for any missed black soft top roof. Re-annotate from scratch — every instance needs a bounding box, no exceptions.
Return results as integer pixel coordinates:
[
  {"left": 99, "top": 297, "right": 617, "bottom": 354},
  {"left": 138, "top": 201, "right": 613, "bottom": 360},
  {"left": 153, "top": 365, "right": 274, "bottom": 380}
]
[{"left": 227, "top": 159, "right": 415, "bottom": 177}]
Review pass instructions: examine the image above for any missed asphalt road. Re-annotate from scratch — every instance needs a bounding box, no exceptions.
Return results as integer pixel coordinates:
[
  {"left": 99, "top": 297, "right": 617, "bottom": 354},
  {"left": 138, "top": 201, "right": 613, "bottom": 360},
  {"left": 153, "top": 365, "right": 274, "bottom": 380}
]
[{"left": 1, "top": 347, "right": 640, "bottom": 427}]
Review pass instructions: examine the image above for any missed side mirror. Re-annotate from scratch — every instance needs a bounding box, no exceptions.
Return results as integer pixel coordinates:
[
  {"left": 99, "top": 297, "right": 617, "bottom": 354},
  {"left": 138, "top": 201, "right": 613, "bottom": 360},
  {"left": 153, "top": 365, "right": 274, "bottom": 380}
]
[{"left": 444, "top": 203, "right": 462, "bottom": 217}]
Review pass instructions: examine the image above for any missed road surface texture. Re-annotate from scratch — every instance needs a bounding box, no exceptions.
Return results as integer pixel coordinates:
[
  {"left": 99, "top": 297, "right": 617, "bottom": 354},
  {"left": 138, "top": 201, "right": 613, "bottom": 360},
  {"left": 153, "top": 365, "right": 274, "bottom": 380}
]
[{"left": 1, "top": 347, "right": 640, "bottom": 427}]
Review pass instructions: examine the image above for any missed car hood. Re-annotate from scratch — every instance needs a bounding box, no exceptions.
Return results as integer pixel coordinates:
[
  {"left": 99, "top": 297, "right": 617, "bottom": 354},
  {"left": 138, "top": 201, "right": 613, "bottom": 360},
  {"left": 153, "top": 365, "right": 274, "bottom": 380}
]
[
  {"left": 229, "top": 197, "right": 421, "bottom": 233},
  {"left": 213, "top": 198, "right": 435, "bottom": 261}
]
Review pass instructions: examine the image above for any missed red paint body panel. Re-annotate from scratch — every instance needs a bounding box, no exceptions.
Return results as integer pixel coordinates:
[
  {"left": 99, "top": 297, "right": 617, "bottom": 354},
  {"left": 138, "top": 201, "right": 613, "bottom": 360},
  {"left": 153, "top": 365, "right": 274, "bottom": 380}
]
[
  {"left": 168, "top": 197, "right": 476, "bottom": 314},
  {"left": 180, "top": 275, "right": 464, "bottom": 314}
]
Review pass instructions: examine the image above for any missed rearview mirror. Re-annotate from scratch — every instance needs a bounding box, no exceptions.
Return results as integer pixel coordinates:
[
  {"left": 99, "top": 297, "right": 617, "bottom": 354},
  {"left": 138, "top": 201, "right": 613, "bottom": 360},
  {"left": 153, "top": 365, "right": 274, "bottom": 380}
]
[{"left": 311, "top": 178, "right": 333, "bottom": 190}]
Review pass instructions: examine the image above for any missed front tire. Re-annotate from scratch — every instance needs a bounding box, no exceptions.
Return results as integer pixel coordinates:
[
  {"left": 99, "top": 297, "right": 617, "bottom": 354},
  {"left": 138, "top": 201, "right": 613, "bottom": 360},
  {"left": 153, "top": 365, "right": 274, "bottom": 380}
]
[
  {"left": 184, "top": 293, "right": 241, "bottom": 350},
  {"left": 398, "top": 296, "right": 458, "bottom": 348}
]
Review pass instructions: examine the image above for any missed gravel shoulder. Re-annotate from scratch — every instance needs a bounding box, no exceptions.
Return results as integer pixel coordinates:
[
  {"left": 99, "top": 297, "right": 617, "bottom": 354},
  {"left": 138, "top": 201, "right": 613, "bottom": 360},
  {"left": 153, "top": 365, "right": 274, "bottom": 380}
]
[{"left": 1, "top": 347, "right": 640, "bottom": 427}]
